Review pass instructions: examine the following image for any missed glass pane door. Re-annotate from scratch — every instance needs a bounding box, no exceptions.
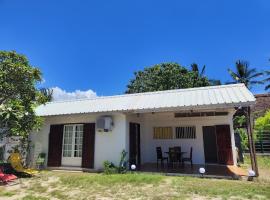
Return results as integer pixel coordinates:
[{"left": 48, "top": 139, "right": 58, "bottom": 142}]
[
  {"left": 63, "top": 125, "right": 73, "bottom": 157},
  {"left": 62, "top": 124, "right": 84, "bottom": 158},
  {"left": 74, "top": 125, "right": 83, "bottom": 157}
]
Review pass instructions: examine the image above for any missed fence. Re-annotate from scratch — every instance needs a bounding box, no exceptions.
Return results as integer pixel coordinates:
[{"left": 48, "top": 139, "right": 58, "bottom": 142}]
[{"left": 255, "top": 131, "right": 270, "bottom": 153}]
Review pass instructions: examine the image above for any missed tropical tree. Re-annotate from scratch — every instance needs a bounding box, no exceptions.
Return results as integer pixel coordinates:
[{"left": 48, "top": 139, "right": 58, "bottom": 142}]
[
  {"left": 234, "top": 115, "right": 249, "bottom": 151},
  {"left": 191, "top": 63, "right": 221, "bottom": 86},
  {"left": 255, "top": 110, "right": 270, "bottom": 151},
  {"left": 126, "top": 62, "right": 211, "bottom": 93},
  {"left": 190, "top": 63, "right": 206, "bottom": 87},
  {"left": 191, "top": 63, "right": 206, "bottom": 78},
  {"left": 263, "top": 70, "right": 270, "bottom": 91},
  {"left": 0, "top": 51, "right": 51, "bottom": 156},
  {"left": 255, "top": 110, "right": 270, "bottom": 132},
  {"left": 39, "top": 88, "right": 53, "bottom": 102},
  {"left": 227, "top": 60, "right": 264, "bottom": 89}
]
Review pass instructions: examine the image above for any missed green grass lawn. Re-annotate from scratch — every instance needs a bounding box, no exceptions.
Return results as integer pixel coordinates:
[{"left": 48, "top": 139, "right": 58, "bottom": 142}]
[
  {"left": 244, "top": 155, "right": 270, "bottom": 169},
  {"left": 0, "top": 156, "right": 269, "bottom": 200}
]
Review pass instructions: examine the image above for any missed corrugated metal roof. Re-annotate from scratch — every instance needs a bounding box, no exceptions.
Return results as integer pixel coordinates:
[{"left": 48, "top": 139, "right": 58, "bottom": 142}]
[{"left": 36, "top": 84, "right": 256, "bottom": 116}]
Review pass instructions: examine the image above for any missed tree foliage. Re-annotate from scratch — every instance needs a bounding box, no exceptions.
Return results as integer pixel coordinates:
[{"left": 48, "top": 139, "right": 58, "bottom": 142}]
[
  {"left": 255, "top": 110, "right": 270, "bottom": 132},
  {"left": 191, "top": 63, "right": 221, "bottom": 86},
  {"left": 126, "top": 63, "right": 211, "bottom": 93},
  {"left": 0, "top": 51, "right": 50, "bottom": 139},
  {"left": 233, "top": 115, "right": 248, "bottom": 150},
  {"left": 227, "top": 60, "right": 264, "bottom": 89}
]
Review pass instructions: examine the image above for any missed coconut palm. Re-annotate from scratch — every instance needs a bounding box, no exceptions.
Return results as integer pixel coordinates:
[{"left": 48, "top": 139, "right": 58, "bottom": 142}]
[
  {"left": 191, "top": 63, "right": 221, "bottom": 86},
  {"left": 263, "top": 70, "right": 270, "bottom": 91},
  {"left": 227, "top": 60, "right": 264, "bottom": 89},
  {"left": 191, "top": 63, "right": 206, "bottom": 78}
]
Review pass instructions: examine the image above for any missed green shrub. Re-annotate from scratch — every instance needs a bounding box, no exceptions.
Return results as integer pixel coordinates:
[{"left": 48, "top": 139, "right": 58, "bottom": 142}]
[
  {"left": 103, "top": 161, "right": 117, "bottom": 174},
  {"left": 117, "top": 150, "right": 127, "bottom": 173},
  {"left": 103, "top": 150, "right": 128, "bottom": 174}
]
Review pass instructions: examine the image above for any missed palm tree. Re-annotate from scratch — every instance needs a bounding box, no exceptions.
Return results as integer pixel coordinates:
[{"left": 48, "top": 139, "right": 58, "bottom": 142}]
[
  {"left": 227, "top": 60, "right": 264, "bottom": 89},
  {"left": 191, "top": 63, "right": 206, "bottom": 78},
  {"left": 263, "top": 70, "right": 270, "bottom": 91},
  {"left": 191, "top": 63, "right": 221, "bottom": 86},
  {"left": 39, "top": 88, "right": 53, "bottom": 102}
]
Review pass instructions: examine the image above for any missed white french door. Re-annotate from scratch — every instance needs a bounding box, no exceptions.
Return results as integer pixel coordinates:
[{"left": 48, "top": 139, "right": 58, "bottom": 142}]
[{"left": 62, "top": 124, "right": 83, "bottom": 167}]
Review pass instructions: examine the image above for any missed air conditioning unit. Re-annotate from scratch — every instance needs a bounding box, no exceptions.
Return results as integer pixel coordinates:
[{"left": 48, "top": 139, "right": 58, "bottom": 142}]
[{"left": 96, "top": 116, "right": 113, "bottom": 132}]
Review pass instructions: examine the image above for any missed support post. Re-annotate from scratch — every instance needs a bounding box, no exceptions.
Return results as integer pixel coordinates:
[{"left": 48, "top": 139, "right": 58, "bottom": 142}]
[{"left": 246, "top": 106, "right": 259, "bottom": 176}]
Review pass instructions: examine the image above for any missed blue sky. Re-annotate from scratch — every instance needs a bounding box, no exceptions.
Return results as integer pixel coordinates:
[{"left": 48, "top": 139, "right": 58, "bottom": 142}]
[{"left": 0, "top": 0, "right": 269, "bottom": 97}]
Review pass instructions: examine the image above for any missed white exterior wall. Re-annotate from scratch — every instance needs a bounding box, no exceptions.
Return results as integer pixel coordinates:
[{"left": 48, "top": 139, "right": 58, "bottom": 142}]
[
  {"left": 0, "top": 137, "right": 21, "bottom": 161},
  {"left": 30, "top": 109, "right": 237, "bottom": 171},
  {"left": 30, "top": 113, "right": 128, "bottom": 170},
  {"left": 138, "top": 110, "right": 236, "bottom": 165}
]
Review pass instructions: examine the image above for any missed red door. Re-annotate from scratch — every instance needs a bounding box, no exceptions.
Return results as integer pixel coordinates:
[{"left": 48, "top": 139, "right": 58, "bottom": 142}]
[{"left": 216, "top": 125, "right": 233, "bottom": 165}]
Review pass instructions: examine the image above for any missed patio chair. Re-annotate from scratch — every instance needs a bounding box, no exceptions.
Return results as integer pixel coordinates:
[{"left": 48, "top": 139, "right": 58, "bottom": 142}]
[
  {"left": 36, "top": 153, "right": 46, "bottom": 170},
  {"left": 0, "top": 166, "right": 18, "bottom": 185},
  {"left": 156, "top": 147, "right": 168, "bottom": 169},
  {"left": 8, "top": 153, "right": 38, "bottom": 176},
  {"left": 182, "top": 147, "right": 193, "bottom": 167},
  {"left": 174, "top": 146, "right": 182, "bottom": 163},
  {"left": 168, "top": 147, "right": 179, "bottom": 168}
]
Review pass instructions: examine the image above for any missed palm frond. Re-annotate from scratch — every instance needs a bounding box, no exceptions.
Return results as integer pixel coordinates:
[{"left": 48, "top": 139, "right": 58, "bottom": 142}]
[
  {"left": 264, "top": 70, "right": 270, "bottom": 75},
  {"left": 228, "top": 68, "right": 240, "bottom": 81},
  {"left": 200, "top": 65, "right": 206, "bottom": 77},
  {"left": 191, "top": 63, "right": 199, "bottom": 72},
  {"left": 235, "top": 60, "right": 248, "bottom": 78},
  {"left": 248, "top": 72, "right": 264, "bottom": 79},
  {"left": 265, "top": 84, "right": 270, "bottom": 91},
  {"left": 246, "top": 68, "right": 257, "bottom": 77},
  {"left": 262, "top": 77, "right": 270, "bottom": 82},
  {"left": 249, "top": 80, "right": 265, "bottom": 85}
]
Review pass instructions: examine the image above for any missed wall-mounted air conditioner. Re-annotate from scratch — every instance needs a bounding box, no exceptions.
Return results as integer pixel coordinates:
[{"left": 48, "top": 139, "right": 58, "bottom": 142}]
[{"left": 96, "top": 116, "right": 113, "bottom": 132}]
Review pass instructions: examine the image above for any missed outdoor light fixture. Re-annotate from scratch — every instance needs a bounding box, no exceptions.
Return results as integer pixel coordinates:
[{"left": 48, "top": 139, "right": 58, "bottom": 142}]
[
  {"left": 199, "top": 167, "right": 206, "bottom": 177},
  {"left": 131, "top": 164, "right": 136, "bottom": 171},
  {"left": 248, "top": 169, "right": 256, "bottom": 181}
]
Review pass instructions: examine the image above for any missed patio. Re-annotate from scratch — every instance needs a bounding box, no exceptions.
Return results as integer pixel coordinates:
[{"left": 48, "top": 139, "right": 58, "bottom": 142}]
[{"left": 128, "top": 110, "right": 241, "bottom": 178}]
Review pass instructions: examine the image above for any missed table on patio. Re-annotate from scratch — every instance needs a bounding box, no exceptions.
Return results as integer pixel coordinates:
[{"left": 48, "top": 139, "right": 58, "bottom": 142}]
[{"left": 165, "top": 151, "right": 187, "bottom": 166}]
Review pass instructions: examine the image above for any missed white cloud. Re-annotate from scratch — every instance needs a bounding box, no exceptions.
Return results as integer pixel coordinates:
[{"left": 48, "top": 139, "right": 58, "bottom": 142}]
[{"left": 51, "top": 87, "right": 97, "bottom": 102}]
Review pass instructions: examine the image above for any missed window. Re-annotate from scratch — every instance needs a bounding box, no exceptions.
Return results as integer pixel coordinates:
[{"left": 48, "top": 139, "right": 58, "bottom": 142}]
[
  {"left": 175, "top": 126, "right": 196, "bottom": 139},
  {"left": 62, "top": 124, "right": 83, "bottom": 158},
  {"left": 153, "top": 127, "right": 173, "bottom": 139}
]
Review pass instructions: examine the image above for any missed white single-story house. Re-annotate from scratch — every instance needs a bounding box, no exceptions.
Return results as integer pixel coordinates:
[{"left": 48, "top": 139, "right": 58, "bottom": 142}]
[{"left": 30, "top": 84, "right": 255, "bottom": 171}]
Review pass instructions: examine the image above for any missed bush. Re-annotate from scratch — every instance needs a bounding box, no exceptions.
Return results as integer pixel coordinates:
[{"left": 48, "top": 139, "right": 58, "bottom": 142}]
[
  {"left": 103, "top": 150, "right": 128, "bottom": 174},
  {"left": 103, "top": 161, "right": 118, "bottom": 174},
  {"left": 236, "top": 128, "right": 248, "bottom": 150}
]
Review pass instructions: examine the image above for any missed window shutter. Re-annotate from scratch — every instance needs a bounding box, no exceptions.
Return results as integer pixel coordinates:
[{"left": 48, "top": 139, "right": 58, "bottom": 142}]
[
  {"left": 82, "top": 123, "right": 95, "bottom": 168},
  {"left": 47, "top": 124, "right": 64, "bottom": 167}
]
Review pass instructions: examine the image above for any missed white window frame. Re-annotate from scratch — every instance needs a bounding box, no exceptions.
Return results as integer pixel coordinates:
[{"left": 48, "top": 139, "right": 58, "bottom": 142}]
[{"left": 62, "top": 124, "right": 84, "bottom": 158}]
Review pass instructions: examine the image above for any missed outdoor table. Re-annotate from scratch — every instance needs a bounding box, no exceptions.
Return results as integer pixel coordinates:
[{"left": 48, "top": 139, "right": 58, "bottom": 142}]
[{"left": 165, "top": 151, "right": 187, "bottom": 161}]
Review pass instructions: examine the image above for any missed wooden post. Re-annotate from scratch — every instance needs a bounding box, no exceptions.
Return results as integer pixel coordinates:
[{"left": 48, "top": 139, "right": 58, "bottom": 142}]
[{"left": 246, "top": 106, "right": 259, "bottom": 176}]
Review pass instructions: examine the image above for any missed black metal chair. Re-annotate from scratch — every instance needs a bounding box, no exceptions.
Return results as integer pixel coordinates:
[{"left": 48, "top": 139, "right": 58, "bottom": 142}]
[
  {"left": 156, "top": 147, "right": 168, "bottom": 169},
  {"left": 168, "top": 147, "right": 179, "bottom": 168},
  {"left": 182, "top": 147, "right": 193, "bottom": 167},
  {"left": 174, "top": 146, "right": 182, "bottom": 164}
]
